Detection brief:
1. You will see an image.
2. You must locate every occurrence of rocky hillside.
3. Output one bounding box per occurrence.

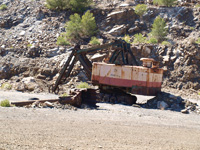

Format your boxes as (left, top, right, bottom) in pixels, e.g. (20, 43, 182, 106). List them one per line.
(0, 0, 200, 99)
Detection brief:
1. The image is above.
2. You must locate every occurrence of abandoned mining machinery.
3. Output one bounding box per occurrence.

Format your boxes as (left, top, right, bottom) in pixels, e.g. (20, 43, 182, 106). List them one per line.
(49, 39, 164, 105)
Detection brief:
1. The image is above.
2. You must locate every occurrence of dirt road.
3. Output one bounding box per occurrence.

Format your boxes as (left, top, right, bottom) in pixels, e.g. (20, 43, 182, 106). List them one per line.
(0, 101, 200, 150)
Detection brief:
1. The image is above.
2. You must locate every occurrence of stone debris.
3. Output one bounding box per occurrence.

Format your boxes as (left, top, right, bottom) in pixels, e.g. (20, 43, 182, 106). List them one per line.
(142, 92, 200, 114)
(25, 101, 78, 111)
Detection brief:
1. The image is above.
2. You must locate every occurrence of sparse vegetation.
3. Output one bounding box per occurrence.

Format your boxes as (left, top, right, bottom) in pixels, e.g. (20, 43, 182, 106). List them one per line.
(149, 16, 168, 42)
(46, 0, 69, 10)
(1, 83, 12, 90)
(153, 0, 176, 7)
(0, 4, 7, 10)
(134, 4, 147, 17)
(132, 33, 146, 44)
(81, 11, 97, 37)
(77, 82, 90, 89)
(195, 4, 200, 8)
(147, 37, 158, 44)
(89, 37, 100, 45)
(66, 11, 97, 42)
(161, 41, 171, 46)
(46, 0, 92, 12)
(123, 35, 131, 43)
(69, 0, 93, 13)
(66, 13, 82, 42)
(60, 93, 68, 97)
(190, 27, 195, 30)
(0, 99, 11, 107)
(27, 43, 32, 47)
(196, 38, 200, 44)
(56, 35, 71, 46)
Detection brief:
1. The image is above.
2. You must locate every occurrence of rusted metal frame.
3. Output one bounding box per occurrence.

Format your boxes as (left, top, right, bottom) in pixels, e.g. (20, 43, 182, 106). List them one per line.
(128, 48, 138, 66)
(109, 49, 121, 64)
(121, 50, 126, 65)
(82, 54, 92, 69)
(78, 54, 92, 79)
(63, 56, 78, 82)
(53, 49, 76, 93)
(125, 51, 129, 65)
(77, 42, 117, 54)
(123, 42, 130, 65)
(109, 49, 118, 63)
(11, 92, 82, 107)
(11, 99, 60, 107)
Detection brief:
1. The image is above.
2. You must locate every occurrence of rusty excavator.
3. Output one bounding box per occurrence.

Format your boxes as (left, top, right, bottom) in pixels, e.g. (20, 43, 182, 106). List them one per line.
(49, 39, 164, 105)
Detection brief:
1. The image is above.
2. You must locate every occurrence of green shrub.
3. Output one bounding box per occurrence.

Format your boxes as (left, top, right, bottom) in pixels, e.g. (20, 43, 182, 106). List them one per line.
(135, 4, 147, 17)
(153, 0, 176, 7)
(56, 35, 71, 46)
(81, 11, 97, 37)
(66, 13, 82, 42)
(46, 0, 92, 12)
(132, 33, 146, 44)
(77, 82, 90, 89)
(60, 93, 68, 97)
(66, 11, 97, 42)
(0, 99, 10, 107)
(150, 16, 168, 42)
(1, 83, 12, 90)
(190, 27, 195, 30)
(123, 35, 131, 43)
(195, 4, 200, 8)
(161, 41, 171, 46)
(27, 43, 32, 47)
(196, 38, 200, 44)
(89, 37, 100, 45)
(46, 0, 69, 10)
(69, 0, 92, 13)
(0, 4, 7, 10)
(147, 37, 158, 44)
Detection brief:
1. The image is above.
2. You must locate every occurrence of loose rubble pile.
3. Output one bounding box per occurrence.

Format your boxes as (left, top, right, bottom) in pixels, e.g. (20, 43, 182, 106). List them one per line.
(25, 101, 78, 110)
(20, 99, 97, 110)
(141, 92, 200, 114)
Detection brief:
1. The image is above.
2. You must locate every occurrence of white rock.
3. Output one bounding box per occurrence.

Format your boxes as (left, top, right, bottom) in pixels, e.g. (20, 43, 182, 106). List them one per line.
(163, 55, 170, 62)
(44, 101, 54, 108)
(19, 30, 26, 36)
(157, 101, 169, 110)
(1, 45, 5, 48)
(181, 109, 189, 114)
(22, 77, 36, 84)
(108, 25, 126, 36)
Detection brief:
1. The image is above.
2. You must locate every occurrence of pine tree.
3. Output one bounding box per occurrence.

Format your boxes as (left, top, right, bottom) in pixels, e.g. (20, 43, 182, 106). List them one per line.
(81, 11, 97, 37)
(135, 4, 147, 18)
(66, 13, 82, 41)
(65, 11, 97, 42)
(150, 16, 168, 42)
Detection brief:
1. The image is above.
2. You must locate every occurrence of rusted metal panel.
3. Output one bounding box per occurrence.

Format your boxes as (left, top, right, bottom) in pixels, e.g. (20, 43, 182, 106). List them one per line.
(11, 99, 60, 107)
(92, 62, 163, 96)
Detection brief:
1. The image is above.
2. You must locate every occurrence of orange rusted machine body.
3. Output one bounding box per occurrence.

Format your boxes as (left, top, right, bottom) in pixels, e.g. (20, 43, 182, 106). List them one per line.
(92, 58, 163, 96)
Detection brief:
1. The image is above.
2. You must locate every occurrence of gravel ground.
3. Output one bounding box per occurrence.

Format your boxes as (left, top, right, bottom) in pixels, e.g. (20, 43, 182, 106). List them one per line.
(0, 90, 200, 150)
(0, 90, 59, 102)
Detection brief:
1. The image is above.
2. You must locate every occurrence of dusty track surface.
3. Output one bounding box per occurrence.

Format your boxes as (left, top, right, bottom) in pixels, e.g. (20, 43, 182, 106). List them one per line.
(0, 100, 200, 150)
